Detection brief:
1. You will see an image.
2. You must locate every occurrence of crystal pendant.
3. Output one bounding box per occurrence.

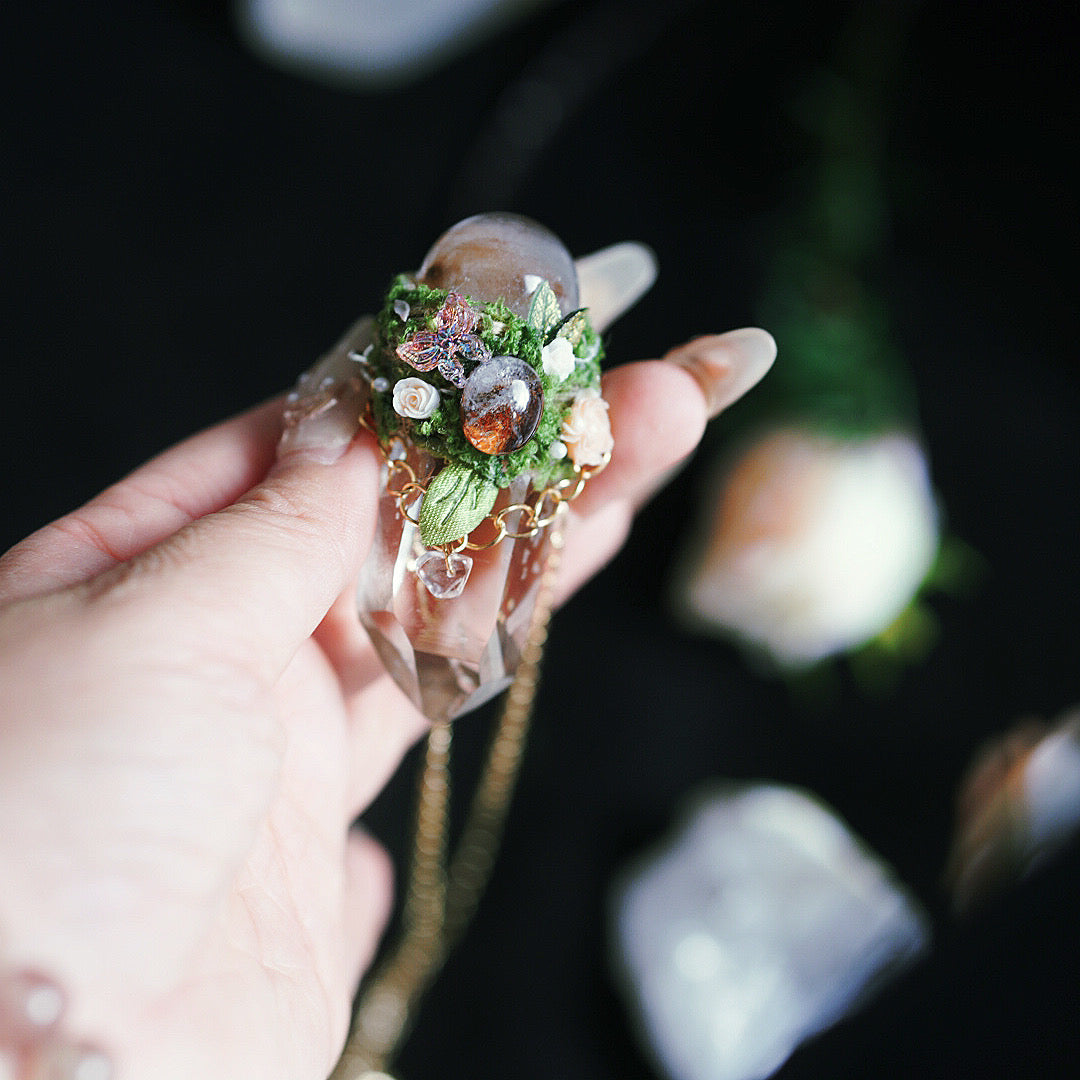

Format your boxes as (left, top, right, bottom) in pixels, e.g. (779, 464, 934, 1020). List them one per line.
(357, 441, 554, 722)
(355, 213, 579, 722)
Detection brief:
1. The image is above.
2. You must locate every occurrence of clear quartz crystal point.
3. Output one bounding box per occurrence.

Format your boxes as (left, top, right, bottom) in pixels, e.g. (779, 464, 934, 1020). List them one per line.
(417, 212, 579, 317)
(356, 214, 578, 722)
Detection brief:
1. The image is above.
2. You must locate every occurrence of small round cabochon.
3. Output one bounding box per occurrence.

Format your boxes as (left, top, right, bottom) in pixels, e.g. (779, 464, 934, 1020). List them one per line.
(461, 357, 544, 455)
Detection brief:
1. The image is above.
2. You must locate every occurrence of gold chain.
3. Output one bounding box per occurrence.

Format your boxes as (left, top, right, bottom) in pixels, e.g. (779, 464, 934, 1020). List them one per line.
(360, 414, 604, 553)
(329, 524, 565, 1080)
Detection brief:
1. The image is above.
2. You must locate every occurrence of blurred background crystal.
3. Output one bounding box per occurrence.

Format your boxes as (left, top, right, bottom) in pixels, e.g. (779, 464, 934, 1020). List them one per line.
(948, 707, 1080, 913)
(612, 785, 929, 1080)
(236, 0, 555, 88)
(667, 6, 958, 680)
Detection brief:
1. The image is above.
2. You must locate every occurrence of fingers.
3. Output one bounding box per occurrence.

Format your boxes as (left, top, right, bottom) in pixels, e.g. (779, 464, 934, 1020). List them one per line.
(0, 319, 375, 610)
(664, 328, 777, 417)
(0, 401, 284, 606)
(78, 431, 381, 683)
(575, 242, 657, 332)
(556, 330, 776, 600)
(341, 828, 395, 995)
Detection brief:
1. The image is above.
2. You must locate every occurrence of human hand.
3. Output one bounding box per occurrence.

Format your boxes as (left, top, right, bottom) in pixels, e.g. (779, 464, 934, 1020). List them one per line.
(0, 244, 774, 1080)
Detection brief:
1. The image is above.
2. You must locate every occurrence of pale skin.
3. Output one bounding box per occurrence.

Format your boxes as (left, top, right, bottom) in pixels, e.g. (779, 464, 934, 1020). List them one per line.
(0, 253, 774, 1078)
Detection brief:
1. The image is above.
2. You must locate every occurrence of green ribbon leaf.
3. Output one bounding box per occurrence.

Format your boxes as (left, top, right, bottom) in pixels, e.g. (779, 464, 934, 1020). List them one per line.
(527, 280, 562, 336)
(549, 308, 589, 346)
(419, 464, 499, 546)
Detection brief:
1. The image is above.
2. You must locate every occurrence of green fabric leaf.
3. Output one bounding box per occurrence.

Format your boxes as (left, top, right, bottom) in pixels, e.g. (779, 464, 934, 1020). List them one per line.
(550, 308, 588, 346)
(527, 281, 561, 336)
(419, 464, 499, 546)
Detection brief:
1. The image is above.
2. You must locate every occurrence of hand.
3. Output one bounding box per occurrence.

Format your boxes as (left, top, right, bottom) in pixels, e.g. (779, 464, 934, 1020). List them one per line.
(0, 245, 774, 1080)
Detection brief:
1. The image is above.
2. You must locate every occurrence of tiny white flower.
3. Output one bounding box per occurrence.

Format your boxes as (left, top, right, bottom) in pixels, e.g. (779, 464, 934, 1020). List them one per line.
(393, 298, 411, 322)
(523, 274, 545, 296)
(549, 440, 568, 460)
(542, 336, 576, 381)
(392, 377, 440, 420)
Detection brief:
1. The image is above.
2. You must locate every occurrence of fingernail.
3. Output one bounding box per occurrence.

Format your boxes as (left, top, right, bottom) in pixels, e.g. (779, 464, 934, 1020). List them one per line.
(277, 317, 375, 465)
(575, 242, 658, 332)
(664, 327, 777, 418)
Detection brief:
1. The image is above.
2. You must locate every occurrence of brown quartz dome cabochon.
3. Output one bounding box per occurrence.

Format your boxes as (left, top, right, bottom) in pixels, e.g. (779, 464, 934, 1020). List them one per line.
(461, 356, 544, 454)
(418, 212, 580, 317)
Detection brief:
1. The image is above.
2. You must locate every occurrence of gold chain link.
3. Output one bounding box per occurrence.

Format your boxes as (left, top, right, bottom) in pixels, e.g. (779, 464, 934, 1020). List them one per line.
(360, 412, 605, 554)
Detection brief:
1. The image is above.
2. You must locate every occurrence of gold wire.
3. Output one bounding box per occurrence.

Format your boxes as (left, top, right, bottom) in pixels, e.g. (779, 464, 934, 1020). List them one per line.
(361, 408, 606, 551)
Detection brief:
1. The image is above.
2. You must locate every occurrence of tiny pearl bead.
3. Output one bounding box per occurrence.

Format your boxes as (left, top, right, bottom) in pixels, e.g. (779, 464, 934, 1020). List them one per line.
(25, 986, 64, 1029)
(0, 972, 65, 1046)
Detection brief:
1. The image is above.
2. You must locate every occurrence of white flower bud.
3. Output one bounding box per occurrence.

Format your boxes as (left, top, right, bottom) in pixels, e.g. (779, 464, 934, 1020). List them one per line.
(542, 336, 576, 381)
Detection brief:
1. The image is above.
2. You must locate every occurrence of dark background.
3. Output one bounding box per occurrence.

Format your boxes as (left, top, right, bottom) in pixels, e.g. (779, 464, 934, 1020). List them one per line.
(2, 1, 1078, 1077)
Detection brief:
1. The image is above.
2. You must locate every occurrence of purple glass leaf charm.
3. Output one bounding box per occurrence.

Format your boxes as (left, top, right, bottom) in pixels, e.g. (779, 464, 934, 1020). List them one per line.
(395, 291, 492, 387)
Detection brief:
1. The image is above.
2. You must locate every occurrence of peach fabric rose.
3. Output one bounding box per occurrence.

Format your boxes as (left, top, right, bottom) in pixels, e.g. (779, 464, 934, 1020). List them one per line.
(561, 391, 614, 467)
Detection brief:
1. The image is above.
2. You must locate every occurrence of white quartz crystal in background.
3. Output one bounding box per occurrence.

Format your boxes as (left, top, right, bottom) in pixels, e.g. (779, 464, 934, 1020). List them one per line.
(237, 0, 554, 88)
(611, 785, 929, 1080)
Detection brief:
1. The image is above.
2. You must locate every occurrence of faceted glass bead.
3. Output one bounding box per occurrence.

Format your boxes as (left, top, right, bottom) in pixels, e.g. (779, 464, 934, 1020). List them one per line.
(414, 549, 473, 600)
(461, 356, 543, 455)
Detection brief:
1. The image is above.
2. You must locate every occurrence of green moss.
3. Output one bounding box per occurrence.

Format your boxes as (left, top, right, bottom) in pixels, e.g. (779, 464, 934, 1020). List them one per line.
(367, 278, 605, 490)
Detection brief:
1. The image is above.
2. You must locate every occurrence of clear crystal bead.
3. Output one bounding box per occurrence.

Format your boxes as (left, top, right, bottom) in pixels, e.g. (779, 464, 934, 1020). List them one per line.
(414, 549, 473, 600)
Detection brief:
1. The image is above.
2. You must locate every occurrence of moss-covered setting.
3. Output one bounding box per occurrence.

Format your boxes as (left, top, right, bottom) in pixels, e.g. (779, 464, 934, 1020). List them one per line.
(368, 277, 605, 491)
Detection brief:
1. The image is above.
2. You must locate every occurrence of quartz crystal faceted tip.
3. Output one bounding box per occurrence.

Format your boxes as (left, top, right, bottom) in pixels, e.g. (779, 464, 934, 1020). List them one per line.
(418, 212, 579, 318)
(357, 213, 582, 722)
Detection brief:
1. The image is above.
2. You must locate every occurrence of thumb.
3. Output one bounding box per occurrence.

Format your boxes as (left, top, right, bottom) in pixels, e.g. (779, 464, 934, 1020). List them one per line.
(90, 350, 378, 681)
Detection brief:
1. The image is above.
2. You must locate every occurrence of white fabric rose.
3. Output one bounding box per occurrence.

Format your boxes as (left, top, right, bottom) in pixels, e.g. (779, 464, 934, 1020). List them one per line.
(561, 390, 614, 467)
(678, 428, 939, 667)
(392, 377, 440, 420)
(541, 336, 576, 381)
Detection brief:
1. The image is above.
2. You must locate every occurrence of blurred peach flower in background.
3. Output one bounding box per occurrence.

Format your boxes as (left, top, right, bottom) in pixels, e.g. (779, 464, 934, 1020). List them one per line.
(675, 428, 939, 668)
